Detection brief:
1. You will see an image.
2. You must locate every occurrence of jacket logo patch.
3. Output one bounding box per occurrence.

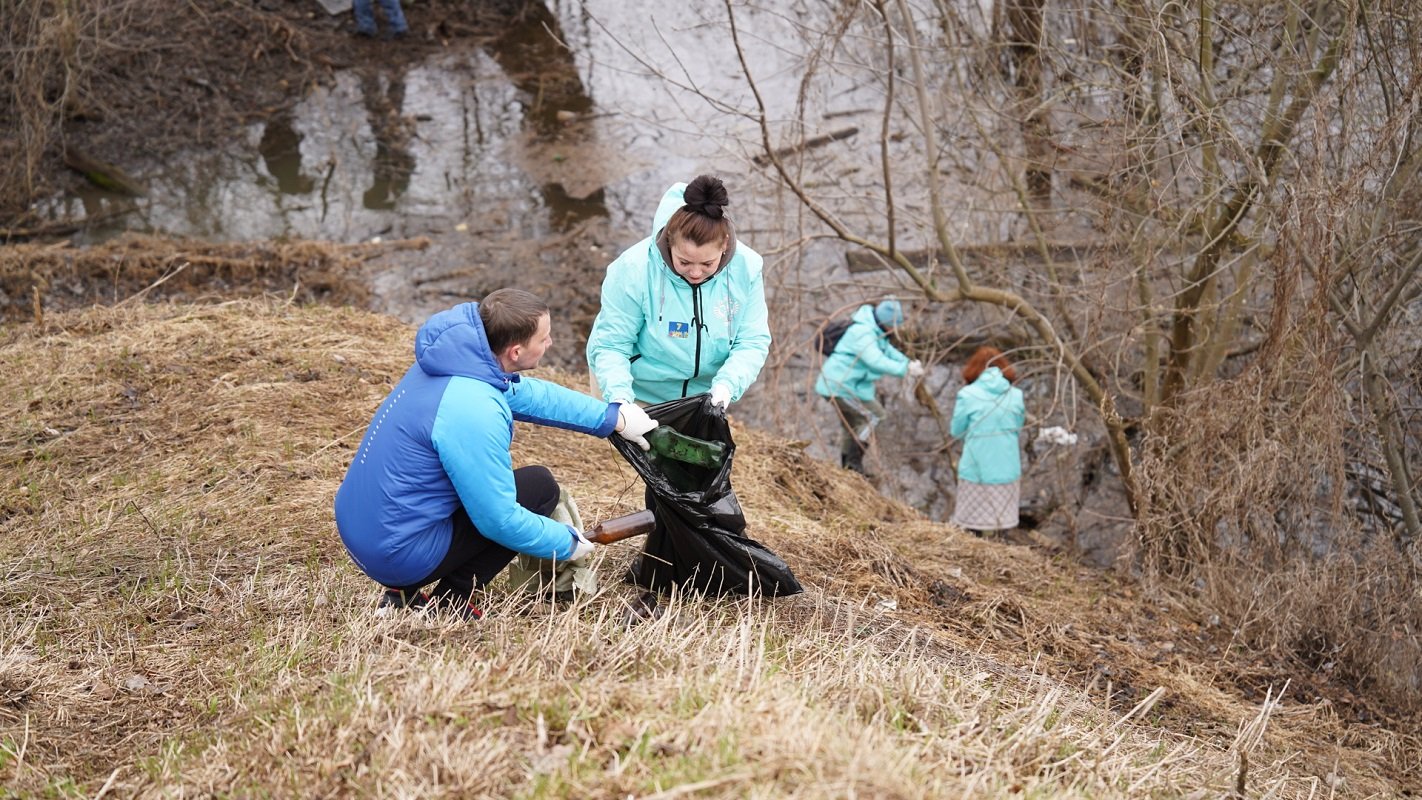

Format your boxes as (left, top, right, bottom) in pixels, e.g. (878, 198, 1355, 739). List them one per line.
(667, 321, 690, 338)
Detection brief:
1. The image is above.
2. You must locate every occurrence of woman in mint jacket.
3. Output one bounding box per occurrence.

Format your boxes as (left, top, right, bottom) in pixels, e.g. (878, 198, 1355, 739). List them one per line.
(586, 175, 771, 411)
(949, 346, 1026, 532)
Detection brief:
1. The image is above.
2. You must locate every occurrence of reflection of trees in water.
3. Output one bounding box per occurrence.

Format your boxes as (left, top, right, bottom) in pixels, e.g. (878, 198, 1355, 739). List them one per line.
(540, 182, 607, 230)
(359, 68, 415, 211)
(344, 2, 606, 226)
(483, 0, 593, 139)
(258, 109, 315, 195)
(481, 0, 607, 230)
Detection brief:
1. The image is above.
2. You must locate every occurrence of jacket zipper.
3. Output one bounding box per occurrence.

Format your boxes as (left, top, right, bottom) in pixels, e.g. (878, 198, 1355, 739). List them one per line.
(683, 284, 704, 397)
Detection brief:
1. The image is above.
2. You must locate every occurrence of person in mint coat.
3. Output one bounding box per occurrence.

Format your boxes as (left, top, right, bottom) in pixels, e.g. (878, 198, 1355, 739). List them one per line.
(586, 175, 771, 411)
(334, 289, 658, 619)
(814, 299, 924, 474)
(949, 346, 1026, 533)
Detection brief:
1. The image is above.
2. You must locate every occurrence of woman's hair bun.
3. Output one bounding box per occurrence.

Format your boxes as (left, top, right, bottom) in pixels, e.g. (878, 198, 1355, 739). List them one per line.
(684, 174, 729, 219)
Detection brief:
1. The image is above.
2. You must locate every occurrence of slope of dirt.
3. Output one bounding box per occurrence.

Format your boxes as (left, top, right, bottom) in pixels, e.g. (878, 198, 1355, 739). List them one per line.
(0, 298, 1416, 796)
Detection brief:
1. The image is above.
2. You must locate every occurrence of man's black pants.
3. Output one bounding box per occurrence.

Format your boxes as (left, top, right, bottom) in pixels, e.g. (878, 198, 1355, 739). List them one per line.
(390, 465, 561, 602)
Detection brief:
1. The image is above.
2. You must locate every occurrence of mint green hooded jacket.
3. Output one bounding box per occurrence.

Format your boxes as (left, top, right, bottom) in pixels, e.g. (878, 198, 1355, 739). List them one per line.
(950, 367, 1026, 484)
(586, 182, 771, 404)
(813, 303, 910, 403)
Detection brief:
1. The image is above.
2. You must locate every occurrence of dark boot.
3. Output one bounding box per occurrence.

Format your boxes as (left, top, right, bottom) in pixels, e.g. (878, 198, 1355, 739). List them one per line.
(841, 445, 866, 474)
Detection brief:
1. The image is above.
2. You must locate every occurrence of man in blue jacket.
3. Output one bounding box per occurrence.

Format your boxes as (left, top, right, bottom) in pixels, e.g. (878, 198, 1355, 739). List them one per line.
(814, 299, 923, 474)
(334, 289, 658, 619)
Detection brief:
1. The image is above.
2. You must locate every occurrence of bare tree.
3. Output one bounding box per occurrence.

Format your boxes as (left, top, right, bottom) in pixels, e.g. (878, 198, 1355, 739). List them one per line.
(699, 0, 1419, 709)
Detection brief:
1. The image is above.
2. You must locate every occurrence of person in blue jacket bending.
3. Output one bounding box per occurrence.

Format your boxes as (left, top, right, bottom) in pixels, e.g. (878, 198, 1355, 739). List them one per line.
(586, 174, 772, 411)
(814, 299, 924, 474)
(334, 289, 658, 620)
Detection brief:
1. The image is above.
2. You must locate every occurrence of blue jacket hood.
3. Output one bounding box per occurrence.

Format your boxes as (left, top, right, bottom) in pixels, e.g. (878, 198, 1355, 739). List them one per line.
(414, 302, 517, 390)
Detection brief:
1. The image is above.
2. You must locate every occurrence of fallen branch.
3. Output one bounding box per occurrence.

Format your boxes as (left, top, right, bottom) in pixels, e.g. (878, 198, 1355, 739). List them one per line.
(62, 147, 147, 197)
(752, 127, 859, 166)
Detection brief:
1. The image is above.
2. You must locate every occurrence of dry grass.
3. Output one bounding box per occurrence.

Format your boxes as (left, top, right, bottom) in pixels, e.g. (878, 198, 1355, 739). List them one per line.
(1133, 266, 1422, 726)
(1, 298, 1416, 797)
(0, 234, 402, 324)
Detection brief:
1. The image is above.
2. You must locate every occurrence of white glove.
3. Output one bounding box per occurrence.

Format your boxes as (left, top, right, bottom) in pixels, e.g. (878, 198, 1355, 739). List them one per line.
(709, 384, 731, 410)
(615, 402, 657, 451)
(906, 360, 925, 379)
(569, 526, 595, 560)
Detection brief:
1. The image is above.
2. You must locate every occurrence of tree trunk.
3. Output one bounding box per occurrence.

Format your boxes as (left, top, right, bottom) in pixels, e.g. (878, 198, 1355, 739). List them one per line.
(1006, 0, 1051, 210)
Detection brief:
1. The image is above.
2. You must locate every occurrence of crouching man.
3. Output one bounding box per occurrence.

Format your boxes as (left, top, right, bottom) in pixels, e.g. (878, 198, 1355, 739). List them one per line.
(334, 288, 657, 619)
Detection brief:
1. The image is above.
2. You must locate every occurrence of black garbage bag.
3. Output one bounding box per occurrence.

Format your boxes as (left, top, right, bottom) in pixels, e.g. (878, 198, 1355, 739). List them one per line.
(610, 394, 802, 597)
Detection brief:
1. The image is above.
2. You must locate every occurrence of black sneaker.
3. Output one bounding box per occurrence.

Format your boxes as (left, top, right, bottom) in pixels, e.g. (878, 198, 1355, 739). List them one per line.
(374, 588, 430, 618)
(621, 591, 663, 627)
(422, 589, 484, 622)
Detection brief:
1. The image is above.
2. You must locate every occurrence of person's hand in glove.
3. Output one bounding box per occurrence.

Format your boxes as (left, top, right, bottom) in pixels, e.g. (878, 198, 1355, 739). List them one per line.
(906, 360, 925, 379)
(569, 526, 595, 560)
(709, 384, 731, 410)
(614, 401, 657, 450)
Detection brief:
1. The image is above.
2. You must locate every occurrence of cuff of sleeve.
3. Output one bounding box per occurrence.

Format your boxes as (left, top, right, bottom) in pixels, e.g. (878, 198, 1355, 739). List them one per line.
(597, 404, 621, 438)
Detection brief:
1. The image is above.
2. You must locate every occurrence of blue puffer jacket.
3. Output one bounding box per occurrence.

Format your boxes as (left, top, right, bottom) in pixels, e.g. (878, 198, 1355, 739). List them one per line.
(334, 303, 620, 588)
(586, 182, 772, 404)
(814, 304, 910, 403)
(950, 367, 1026, 484)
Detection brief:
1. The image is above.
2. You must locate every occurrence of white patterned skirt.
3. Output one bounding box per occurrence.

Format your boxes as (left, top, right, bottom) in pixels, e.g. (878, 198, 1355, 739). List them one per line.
(951, 479, 1020, 531)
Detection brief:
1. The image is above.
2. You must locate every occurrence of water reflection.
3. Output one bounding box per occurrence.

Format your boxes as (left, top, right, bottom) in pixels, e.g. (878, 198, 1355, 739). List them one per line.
(257, 110, 315, 196)
(40, 1, 617, 242)
(358, 69, 415, 211)
(486, 0, 594, 139)
(541, 182, 607, 230)
(484, 0, 607, 227)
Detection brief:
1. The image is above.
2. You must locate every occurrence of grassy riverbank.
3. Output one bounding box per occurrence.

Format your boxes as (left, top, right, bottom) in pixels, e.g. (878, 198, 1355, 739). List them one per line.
(1, 298, 1415, 796)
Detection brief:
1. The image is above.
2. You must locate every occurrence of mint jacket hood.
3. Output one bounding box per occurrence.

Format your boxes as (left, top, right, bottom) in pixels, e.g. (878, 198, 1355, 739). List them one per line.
(585, 182, 772, 404)
(950, 367, 1026, 484)
(814, 303, 910, 403)
(334, 303, 618, 588)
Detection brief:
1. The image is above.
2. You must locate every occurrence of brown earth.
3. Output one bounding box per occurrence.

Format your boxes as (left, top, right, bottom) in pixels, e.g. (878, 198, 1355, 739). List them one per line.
(3, 5, 1420, 791)
(0, 298, 1417, 794)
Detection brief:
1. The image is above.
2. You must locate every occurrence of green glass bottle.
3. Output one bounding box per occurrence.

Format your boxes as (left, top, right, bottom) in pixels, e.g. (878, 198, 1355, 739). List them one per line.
(645, 425, 727, 469)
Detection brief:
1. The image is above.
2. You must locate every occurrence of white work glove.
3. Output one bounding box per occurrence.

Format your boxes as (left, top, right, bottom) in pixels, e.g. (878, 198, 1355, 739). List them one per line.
(709, 384, 731, 410)
(615, 402, 657, 451)
(906, 360, 925, 379)
(568, 526, 595, 560)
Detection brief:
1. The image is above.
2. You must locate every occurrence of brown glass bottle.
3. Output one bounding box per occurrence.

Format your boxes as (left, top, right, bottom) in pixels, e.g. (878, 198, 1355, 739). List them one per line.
(585, 509, 657, 544)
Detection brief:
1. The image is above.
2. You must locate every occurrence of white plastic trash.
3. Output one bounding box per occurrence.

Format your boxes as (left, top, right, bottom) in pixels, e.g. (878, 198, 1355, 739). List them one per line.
(1037, 426, 1079, 446)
